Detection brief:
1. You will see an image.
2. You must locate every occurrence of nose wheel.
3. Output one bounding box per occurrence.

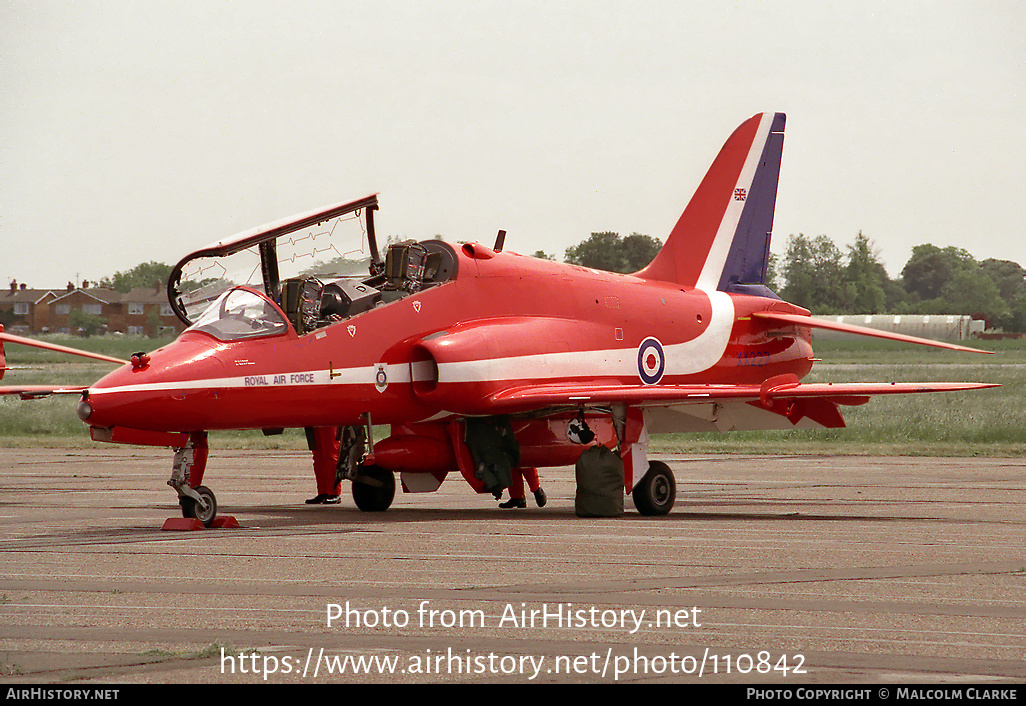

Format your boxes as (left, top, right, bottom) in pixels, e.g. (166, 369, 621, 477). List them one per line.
(180, 485, 218, 527)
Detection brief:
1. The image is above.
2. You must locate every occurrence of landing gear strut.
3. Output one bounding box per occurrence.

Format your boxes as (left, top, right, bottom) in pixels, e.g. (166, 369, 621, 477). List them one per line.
(632, 461, 676, 516)
(345, 414, 395, 512)
(168, 434, 218, 526)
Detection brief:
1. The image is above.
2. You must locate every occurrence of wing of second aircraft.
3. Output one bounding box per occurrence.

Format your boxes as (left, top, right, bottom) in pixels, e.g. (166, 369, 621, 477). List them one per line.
(0, 385, 89, 400)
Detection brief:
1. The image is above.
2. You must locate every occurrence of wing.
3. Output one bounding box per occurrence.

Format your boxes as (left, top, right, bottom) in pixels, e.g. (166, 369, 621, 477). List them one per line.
(0, 330, 129, 365)
(0, 385, 89, 400)
(0, 327, 124, 398)
(485, 375, 999, 430)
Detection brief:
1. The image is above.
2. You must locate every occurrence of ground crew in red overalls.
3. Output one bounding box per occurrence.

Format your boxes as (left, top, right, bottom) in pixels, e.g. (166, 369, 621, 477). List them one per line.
(306, 426, 341, 504)
(499, 466, 546, 509)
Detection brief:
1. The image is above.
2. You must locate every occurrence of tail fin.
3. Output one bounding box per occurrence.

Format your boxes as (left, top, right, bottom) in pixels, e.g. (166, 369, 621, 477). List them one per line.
(636, 112, 785, 294)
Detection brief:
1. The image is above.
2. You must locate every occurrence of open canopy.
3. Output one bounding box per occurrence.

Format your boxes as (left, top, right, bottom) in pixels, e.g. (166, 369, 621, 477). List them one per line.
(167, 194, 380, 325)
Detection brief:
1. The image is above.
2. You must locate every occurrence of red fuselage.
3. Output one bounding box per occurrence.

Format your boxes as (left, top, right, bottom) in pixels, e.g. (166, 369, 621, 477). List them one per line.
(83, 244, 813, 440)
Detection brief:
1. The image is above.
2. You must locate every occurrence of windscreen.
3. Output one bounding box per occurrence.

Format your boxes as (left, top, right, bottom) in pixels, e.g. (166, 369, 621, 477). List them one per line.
(186, 288, 289, 341)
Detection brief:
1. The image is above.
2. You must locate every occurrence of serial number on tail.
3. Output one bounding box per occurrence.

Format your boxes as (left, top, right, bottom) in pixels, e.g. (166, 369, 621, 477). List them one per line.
(736, 351, 770, 367)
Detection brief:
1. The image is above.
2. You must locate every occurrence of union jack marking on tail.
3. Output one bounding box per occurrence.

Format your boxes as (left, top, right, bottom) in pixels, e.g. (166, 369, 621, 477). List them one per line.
(734, 188, 747, 201)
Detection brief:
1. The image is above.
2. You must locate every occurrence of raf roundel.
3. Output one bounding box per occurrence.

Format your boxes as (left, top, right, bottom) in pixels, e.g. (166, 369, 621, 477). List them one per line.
(637, 337, 665, 385)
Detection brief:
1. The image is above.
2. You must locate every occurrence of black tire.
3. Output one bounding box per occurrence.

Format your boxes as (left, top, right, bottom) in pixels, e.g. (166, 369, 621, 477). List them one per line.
(352, 465, 395, 512)
(180, 485, 217, 527)
(632, 461, 675, 516)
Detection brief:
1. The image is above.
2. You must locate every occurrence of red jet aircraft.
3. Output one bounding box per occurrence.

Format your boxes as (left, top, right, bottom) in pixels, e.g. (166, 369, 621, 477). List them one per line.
(0, 112, 997, 524)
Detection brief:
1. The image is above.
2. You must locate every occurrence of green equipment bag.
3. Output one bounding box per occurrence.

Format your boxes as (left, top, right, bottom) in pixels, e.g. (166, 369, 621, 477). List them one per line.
(574, 445, 624, 517)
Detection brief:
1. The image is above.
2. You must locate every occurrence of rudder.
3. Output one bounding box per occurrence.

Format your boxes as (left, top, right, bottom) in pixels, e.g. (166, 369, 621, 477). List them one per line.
(636, 112, 785, 294)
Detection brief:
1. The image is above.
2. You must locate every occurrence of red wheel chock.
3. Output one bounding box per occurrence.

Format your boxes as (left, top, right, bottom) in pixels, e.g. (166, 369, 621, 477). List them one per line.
(161, 516, 241, 531)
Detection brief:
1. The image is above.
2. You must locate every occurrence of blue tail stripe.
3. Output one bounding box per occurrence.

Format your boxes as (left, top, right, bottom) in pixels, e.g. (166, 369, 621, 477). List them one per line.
(717, 113, 786, 293)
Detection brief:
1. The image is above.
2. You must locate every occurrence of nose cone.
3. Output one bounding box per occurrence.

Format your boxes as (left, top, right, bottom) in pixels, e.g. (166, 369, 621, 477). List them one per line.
(82, 336, 226, 431)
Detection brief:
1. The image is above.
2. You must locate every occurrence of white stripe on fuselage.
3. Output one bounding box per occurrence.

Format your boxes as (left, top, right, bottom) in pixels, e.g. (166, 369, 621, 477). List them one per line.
(696, 112, 775, 291)
(87, 365, 408, 396)
(434, 289, 734, 384)
(88, 290, 735, 395)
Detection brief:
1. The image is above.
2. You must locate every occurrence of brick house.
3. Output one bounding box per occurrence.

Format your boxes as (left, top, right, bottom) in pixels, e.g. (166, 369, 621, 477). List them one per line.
(14, 284, 187, 337)
(48, 287, 121, 335)
(0, 283, 58, 334)
(118, 287, 183, 336)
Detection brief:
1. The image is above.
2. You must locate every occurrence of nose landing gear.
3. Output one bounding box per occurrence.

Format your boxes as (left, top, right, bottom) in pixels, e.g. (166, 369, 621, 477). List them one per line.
(168, 433, 220, 527)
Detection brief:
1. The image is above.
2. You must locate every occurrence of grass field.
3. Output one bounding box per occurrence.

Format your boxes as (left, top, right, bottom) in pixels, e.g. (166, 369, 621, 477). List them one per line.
(1, 333, 1023, 456)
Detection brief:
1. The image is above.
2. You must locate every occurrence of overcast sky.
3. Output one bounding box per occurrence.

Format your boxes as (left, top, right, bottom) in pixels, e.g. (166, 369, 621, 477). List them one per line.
(3, 1, 1023, 290)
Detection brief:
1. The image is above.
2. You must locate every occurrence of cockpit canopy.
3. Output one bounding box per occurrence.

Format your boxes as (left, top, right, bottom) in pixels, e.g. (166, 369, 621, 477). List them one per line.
(168, 195, 458, 337)
(168, 194, 382, 326)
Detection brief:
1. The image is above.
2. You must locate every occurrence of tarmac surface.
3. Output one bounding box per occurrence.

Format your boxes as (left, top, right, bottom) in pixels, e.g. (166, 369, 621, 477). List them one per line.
(0, 448, 1023, 684)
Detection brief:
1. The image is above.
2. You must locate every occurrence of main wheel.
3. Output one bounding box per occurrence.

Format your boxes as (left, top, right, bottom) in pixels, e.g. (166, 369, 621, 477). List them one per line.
(180, 485, 217, 527)
(632, 461, 675, 516)
(352, 465, 395, 512)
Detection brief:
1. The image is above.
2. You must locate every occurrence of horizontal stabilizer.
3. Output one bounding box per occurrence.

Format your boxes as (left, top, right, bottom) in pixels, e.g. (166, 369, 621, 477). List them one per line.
(750, 311, 992, 354)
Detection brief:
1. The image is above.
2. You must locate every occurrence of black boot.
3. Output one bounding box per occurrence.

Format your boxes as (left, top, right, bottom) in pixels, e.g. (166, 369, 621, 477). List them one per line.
(499, 497, 526, 509)
(306, 494, 340, 505)
(533, 488, 547, 507)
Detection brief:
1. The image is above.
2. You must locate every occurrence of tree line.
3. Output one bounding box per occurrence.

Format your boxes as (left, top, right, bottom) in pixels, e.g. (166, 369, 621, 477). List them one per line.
(776, 233, 1025, 331)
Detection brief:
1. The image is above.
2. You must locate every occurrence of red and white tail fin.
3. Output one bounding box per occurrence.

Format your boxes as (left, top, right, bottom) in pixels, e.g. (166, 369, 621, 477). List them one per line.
(636, 112, 785, 294)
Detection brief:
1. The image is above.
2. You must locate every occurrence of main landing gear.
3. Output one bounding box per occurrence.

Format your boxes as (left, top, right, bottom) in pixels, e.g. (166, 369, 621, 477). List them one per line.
(606, 405, 676, 516)
(351, 464, 395, 512)
(632, 461, 676, 516)
(334, 420, 396, 513)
